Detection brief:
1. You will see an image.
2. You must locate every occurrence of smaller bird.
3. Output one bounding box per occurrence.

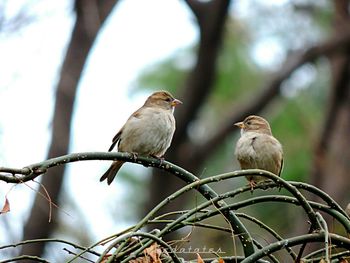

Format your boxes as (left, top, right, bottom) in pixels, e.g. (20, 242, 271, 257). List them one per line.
(234, 115, 283, 190)
(100, 91, 182, 185)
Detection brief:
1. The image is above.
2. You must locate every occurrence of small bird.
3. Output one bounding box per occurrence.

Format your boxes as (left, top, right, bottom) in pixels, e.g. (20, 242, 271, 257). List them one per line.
(100, 91, 182, 185)
(234, 115, 283, 190)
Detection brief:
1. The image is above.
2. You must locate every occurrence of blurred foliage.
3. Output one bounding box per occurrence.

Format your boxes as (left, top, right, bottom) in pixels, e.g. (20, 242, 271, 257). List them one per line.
(0, 1, 344, 262)
(134, 0, 335, 244)
(136, 49, 190, 95)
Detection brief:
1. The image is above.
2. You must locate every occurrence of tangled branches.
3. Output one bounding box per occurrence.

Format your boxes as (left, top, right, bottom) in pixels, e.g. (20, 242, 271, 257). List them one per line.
(1, 152, 350, 262)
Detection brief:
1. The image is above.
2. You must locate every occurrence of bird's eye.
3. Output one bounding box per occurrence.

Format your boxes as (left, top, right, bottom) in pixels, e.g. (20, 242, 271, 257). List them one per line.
(246, 121, 252, 125)
(165, 98, 172, 102)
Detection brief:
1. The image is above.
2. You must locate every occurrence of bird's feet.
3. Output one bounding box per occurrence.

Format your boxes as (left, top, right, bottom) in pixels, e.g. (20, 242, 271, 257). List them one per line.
(150, 154, 165, 166)
(248, 180, 257, 193)
(130, 152, 138, 161)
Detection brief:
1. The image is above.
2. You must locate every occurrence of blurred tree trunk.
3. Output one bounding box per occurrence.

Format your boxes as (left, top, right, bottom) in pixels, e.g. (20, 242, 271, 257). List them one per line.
(20, 0, 118, 257)
(146, 0, 350, 243)
(290, 2, 350, 256)
(311, 0, 350, 206)
(146, 0, 231, 220)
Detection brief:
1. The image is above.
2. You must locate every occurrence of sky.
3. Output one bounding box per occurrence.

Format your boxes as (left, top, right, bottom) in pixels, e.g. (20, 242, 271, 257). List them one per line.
(0, 0, 296, 259)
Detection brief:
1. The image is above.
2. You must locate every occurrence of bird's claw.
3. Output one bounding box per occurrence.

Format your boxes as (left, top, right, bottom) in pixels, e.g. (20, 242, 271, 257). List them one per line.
(131, 152, 138, 161)
(151, 155, 165, 166)
(248, 180, 257, 193)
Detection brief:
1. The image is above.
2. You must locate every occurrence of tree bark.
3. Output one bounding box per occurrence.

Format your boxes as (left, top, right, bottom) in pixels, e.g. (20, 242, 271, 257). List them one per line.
(20, 0, 118, 257)
(146, 0, 231, 219)
(146, 0, 350, 223)
(146, 0, 350, 239)
(311, 0, 350, 205)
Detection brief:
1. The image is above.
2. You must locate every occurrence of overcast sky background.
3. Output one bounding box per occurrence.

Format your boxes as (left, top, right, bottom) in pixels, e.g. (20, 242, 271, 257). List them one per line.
(0, 0, 288, 256)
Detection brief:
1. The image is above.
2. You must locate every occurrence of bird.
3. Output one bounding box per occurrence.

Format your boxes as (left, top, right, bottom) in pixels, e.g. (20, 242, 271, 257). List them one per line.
(100, 91, 182, 185)
(234, 115, 283, 190)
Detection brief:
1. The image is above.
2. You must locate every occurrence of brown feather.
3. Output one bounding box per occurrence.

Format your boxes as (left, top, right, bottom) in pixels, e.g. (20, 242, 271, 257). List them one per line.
(99, 161, 125, 185)
(234, 115, 283, 186)
(108, 131, 122, 152)
(100, 90, 181, 185)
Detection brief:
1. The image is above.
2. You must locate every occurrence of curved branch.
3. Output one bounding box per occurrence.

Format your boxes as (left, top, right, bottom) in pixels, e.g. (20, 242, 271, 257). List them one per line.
(216, 195, 350, 233)
(0, 152, 147, 183)
(0, 238, 100, 257)
(236, 213, 298, 261)
(96, 231, 181, 263)
(1, 255, 49, 263)
(170, 170, 322, 230)
(304, 250, 350, 262)
(0, 152, 194, 183)
(1, 152, 254, 258)
(289, 181, 350, 219)
(115, 172, 255, 260)
(166, 212, 297, 261)
(0, 154, 321, 236)
(118, 169, 326, 262)
(240, 233, 350, 263)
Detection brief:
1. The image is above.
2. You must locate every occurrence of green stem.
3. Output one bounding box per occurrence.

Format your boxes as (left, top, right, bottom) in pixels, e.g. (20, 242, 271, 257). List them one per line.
(290, 181, 350, 220)
(97, 231, 181, 263)
(240, 233, 350, 263)
(1, 255, 49, 263)
(303, 250, 350, 262)
(316, 212, 330, 263)
(0, 151, 255, 257)
(0, 238, 100, 257)
(191, 195, 350, 234)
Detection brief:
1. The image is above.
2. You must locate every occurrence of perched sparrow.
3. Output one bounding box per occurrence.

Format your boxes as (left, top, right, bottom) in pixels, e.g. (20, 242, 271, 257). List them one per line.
(100, 91, 182, 185)
(234, 115, 283, 190)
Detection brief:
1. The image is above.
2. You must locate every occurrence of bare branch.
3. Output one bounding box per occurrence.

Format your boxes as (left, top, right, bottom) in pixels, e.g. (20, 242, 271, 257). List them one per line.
(174, 0, 231, 146)
(1, 152, 350, 261)
(20, 0, 120, 257)
(0, 255, 49, 263)
(0, 152, 167, 183)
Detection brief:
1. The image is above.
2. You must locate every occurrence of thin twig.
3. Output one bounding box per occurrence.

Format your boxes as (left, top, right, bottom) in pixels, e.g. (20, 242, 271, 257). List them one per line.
(63, 248, 95, 263)
(97, 231, 181, 263)
(240, 233, 350, 263)
(316, 212, 330, 263)
(0, 255, 50, 263)
(0, 238, 101, 257)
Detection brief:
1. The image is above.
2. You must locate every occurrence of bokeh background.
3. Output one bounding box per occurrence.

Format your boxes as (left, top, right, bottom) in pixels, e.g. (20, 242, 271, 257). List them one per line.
(1, 0, 350, 261)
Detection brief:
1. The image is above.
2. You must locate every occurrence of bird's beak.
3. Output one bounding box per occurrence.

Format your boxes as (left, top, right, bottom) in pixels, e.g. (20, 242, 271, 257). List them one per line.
(171, 99, 183, 107)
(234, 121, 245, 129)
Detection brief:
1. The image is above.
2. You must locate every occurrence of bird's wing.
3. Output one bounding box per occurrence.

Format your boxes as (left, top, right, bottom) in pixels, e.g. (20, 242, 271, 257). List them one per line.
(251, 134, 283, 176)
(108, 109, 144, 152)
(108, 130, 122, 152)
(266, 137, 283, 176)
(277, 155, 284, 177)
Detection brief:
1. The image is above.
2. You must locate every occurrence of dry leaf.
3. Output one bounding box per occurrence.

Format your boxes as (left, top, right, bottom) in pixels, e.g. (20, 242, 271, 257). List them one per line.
(100, 254, 112, 263)
(129, 243, 162, 263)
(144, 243, 162, 263)
(0, 197, 10, 214)
(197, 253, 204, 263)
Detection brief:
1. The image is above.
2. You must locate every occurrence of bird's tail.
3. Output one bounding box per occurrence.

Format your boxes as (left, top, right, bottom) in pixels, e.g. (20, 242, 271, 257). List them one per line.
(100, 161, 125, 185)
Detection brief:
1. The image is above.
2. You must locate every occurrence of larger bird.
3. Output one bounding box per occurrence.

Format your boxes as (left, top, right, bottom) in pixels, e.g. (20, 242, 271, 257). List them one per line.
(234, 115, 283, 190)
(100, 91, 182, 185)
